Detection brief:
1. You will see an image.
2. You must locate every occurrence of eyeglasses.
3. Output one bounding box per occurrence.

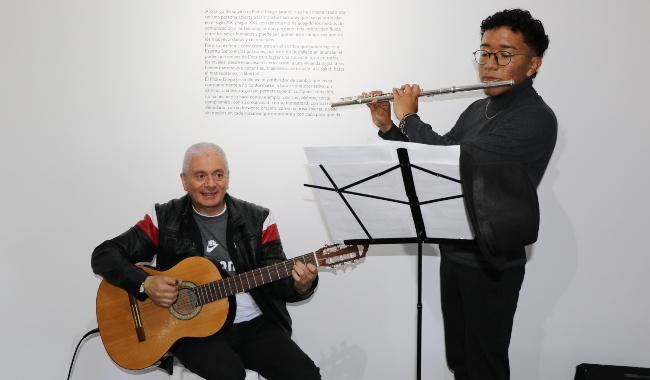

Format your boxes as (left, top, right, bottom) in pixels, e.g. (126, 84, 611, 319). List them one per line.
(473, 50, 530, 66)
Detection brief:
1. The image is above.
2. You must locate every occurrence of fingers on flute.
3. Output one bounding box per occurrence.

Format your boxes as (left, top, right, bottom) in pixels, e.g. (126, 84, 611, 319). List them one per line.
(398, 84, 420, 93)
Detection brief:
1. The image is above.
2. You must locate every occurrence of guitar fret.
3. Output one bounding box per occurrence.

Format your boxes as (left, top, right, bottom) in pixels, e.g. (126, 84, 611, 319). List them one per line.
(182, 246, 351, 308)
(201, 284, 209, 304)
(244, 271, 251, 287)
(203, 283, 211, 303)
(227, 277, 235, 296)
(225, 277, 232, 296)
(196, 286, 204, 305)
(312, 251, 319, 267)
(197, 285, 204, 305)
(265, 267, 272, 283)
(218, 281, 225, 299)
(233, 277, 239, 295)
(211, 282, 218, 301)
(204, 286, 210, 304)
(206, 285, 213, 303)
(206, 282, 216, 303)
(272, 265, 278, 279)
(207, 286, 213, 303)
(233, 277, 240, 294)
(196, 285, 203, 305)
(219, 279, 226, 297)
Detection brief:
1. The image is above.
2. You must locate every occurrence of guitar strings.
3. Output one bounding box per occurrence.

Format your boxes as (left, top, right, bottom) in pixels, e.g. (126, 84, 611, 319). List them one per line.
(138, 254, 319, 315)
(197, 254, 318, 306)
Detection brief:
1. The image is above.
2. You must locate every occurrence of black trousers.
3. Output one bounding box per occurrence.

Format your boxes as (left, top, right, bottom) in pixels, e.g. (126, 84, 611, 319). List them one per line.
(173, 315, 321, 380)
(440, 254, 525, 380)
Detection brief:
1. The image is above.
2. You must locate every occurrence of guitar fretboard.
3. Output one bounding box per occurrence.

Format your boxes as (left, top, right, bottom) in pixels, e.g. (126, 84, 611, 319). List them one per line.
(194, 252, 317, 305)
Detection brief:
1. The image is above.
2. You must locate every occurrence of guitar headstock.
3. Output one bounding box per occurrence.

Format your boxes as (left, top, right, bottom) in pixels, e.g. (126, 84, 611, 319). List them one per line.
(314, 244, 368, 268)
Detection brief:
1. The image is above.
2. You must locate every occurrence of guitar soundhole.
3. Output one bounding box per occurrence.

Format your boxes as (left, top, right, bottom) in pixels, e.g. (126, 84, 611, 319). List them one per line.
(169, 281, 202, 320)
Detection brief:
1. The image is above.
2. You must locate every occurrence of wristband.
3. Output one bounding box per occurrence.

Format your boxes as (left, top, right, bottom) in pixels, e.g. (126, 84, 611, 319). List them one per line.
(399, 113, 418, 136)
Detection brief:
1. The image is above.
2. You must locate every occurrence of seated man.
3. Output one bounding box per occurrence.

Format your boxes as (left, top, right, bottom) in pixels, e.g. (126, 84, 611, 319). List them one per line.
(92, 142, 321, 380)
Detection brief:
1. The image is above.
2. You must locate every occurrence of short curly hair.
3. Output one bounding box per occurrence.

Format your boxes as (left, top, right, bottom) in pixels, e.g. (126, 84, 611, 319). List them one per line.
(481, 8, 549, 58)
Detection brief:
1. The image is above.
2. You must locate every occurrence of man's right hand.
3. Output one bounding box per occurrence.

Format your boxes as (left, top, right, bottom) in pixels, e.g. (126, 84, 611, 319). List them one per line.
(364, 90, 393, 133)
(142, 276, 180, 308)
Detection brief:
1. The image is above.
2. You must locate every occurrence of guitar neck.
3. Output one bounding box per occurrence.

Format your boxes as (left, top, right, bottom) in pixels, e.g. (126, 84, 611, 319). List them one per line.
(195, 252, 317, 305)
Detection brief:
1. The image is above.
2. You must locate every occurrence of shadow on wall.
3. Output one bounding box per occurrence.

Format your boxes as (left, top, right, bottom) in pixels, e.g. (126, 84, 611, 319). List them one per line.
(317, 341, 368, 380)
(512, 124, 577, 380)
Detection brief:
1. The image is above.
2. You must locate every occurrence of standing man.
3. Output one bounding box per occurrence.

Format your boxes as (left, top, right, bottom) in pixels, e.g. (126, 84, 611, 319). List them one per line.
(92, 142, 321, 380)
(367, 9, 557, 380)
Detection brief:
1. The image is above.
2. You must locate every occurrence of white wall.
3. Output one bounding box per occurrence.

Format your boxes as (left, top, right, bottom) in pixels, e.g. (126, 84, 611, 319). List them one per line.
(2, 1, 649, 379)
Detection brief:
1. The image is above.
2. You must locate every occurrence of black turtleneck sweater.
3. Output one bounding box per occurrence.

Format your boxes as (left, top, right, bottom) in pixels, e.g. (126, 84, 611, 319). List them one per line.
(379, 78, 557, 268)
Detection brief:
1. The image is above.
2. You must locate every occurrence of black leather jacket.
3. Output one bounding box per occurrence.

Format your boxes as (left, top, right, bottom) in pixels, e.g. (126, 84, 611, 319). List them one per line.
(91, 193, 317, 335)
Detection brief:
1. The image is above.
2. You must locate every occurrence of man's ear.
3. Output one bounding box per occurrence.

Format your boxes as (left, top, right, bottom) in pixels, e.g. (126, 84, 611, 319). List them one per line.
(527, 56, 542, 77)
(180, 173, 188, 191)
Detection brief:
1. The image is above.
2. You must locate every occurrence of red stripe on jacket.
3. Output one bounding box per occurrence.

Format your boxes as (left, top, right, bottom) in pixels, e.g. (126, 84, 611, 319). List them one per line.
(136, 213, 159, 248)
(261, 213, 280, 245)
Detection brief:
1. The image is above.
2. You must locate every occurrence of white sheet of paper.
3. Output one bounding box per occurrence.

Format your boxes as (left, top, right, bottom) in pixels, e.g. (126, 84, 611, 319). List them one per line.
(305, 141, 474, 243)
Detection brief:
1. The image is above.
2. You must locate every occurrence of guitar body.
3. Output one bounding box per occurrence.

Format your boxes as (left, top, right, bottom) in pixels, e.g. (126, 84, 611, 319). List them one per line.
(95, 244, 367, 370)
(96, 257, 234, 370)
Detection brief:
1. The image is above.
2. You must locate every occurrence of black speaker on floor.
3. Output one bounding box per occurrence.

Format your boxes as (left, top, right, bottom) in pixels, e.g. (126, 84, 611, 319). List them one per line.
(575, 363, 650, 379)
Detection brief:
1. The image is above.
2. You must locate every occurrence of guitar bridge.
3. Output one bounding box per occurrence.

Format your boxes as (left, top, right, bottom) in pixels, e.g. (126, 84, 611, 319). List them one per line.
(128, 294, 146, 342)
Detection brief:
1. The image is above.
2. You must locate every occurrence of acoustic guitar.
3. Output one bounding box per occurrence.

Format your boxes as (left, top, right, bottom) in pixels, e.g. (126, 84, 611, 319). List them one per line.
(96, 244, 367, 370)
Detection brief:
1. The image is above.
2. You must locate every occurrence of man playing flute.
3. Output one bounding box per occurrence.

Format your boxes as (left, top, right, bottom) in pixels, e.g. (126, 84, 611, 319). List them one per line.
(367, 8, 557, 380)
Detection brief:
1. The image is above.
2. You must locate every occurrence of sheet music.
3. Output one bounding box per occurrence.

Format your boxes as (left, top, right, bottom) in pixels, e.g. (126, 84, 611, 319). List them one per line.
(305, 140, 474, 243)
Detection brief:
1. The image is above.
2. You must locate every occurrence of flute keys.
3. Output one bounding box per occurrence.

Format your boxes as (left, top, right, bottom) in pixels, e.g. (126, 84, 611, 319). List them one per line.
(338, 93, 387, 102)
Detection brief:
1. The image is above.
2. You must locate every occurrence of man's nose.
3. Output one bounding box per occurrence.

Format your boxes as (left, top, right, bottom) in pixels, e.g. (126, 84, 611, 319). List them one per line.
(485, 53, 499, 69)
(205, 175, 217, 187)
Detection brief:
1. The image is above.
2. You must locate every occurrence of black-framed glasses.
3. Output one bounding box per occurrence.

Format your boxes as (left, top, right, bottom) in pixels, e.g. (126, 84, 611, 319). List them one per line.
(473, 50, 529, 66)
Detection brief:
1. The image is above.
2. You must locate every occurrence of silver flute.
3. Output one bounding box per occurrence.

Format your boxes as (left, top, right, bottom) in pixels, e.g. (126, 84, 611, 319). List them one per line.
(331, 80, 514, 108)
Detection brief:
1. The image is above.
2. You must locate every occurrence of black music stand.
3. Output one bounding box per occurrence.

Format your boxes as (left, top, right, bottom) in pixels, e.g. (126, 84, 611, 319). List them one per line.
(305, 147, 477, 380)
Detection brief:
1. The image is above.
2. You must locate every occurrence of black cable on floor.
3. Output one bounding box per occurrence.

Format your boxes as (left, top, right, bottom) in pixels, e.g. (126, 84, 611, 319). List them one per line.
(67, 328, 100, 380)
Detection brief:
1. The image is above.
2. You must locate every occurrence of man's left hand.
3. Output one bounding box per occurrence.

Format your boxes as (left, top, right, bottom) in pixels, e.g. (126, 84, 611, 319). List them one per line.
(392, 84, 421, 121)
(292, 261, 318, 294)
